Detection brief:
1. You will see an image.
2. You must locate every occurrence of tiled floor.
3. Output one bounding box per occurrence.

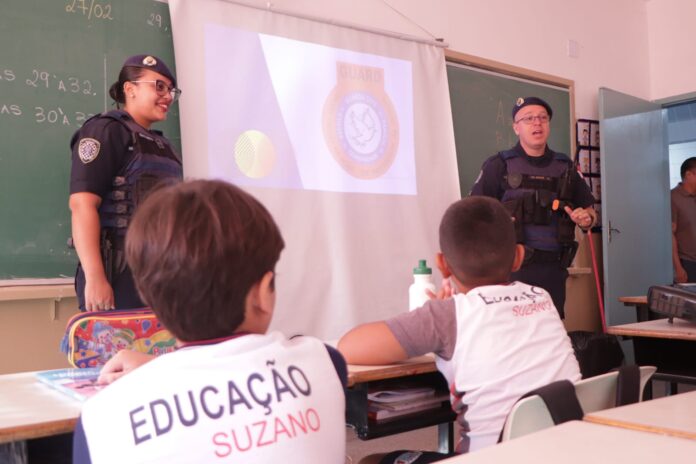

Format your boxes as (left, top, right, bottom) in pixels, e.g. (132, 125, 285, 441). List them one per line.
(346, 425, 440, 464)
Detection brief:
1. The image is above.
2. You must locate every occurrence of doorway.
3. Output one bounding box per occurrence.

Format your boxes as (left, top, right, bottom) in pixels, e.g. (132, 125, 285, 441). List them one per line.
(667, 100, 696, 187)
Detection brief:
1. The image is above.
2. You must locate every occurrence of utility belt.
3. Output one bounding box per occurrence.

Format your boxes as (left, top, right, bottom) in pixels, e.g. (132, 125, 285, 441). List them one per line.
(68, 231, 125, 285)
(524, 242, 578, 268)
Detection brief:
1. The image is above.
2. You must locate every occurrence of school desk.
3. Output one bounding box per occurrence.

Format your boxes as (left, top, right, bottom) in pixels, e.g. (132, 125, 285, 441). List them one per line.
(584, 390, 696, 441)
(618, 295, 650, 321)
(1, 358, 455, 451)
(437, 420, 696, 463)
(608, 317, 696, 395)
(346, 354, 456, 453)
(0, 370, 80, 453)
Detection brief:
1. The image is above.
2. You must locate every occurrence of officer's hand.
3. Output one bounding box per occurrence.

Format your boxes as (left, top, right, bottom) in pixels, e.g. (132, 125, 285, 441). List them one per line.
(85, 277, 115, 312)
(675, 266, 688, 284)
(98, 350, 155, 384)
(564, 206, 593, 229)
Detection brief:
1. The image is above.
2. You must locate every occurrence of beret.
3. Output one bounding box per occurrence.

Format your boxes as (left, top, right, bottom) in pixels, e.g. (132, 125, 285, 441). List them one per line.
(512, 96, 553, 120)
(122, 54, 176, 87)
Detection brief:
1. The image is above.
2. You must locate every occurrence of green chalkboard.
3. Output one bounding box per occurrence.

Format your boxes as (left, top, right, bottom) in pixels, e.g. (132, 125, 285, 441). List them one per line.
(447, 62, 571, 197)
(0, 0, 179, 279)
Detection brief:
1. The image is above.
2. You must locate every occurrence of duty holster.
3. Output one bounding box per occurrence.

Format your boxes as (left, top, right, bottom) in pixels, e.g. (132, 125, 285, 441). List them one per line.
(559, 241, 579, 268)
(100, 229, 114, 284)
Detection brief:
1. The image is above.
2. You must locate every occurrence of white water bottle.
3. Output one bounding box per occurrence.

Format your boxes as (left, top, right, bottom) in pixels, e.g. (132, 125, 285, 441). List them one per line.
(409, 259, 436, 311)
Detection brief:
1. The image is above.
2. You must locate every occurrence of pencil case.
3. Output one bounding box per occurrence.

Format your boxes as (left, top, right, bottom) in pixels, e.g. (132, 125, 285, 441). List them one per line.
(60, 308, 176, 368)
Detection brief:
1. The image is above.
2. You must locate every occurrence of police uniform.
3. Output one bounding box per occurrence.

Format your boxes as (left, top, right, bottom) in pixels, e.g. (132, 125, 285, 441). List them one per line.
(70, 109, 182, 310)
(471, 100, 594, 317)
(70, 54, 182, 311)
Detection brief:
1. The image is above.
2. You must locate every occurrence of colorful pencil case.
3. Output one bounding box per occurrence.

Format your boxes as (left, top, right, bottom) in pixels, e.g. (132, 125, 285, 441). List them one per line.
(60, 308, 176, 368)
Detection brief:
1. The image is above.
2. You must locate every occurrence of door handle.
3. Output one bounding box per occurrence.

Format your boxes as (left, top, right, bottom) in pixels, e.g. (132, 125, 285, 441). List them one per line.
(608, 220, 621, 243)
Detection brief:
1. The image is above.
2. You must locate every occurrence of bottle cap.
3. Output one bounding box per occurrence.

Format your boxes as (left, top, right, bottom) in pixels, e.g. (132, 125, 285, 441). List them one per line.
(413, 259, 432, 275)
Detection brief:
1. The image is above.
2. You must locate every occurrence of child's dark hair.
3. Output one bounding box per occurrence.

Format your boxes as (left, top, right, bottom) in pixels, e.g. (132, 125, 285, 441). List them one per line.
(126, 179, 285, 341)
(439, 196, 516, 286)
(108, 66, 145, 106)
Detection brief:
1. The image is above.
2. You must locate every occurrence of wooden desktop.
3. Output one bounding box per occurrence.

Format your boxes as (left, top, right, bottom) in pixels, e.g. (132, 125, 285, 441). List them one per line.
(615, 296, 696, 395)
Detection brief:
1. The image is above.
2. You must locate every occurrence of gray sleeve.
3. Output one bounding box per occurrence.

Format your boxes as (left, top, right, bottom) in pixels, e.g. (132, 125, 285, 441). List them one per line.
(385, 298, 458, 360)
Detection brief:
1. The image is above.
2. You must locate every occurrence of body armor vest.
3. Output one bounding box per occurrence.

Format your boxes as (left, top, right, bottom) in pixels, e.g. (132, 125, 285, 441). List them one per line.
(499, 149, 572, 252)
(96, 111, 182, 236)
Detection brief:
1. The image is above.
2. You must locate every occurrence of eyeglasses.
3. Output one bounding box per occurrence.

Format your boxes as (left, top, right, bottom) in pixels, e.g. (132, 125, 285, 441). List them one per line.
(515, 114, 550, 125)
(131, 80, 182, 101)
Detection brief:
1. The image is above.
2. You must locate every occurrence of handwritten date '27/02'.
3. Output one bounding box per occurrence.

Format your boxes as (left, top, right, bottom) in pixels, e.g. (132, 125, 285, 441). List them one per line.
(66, 0, 114, 21)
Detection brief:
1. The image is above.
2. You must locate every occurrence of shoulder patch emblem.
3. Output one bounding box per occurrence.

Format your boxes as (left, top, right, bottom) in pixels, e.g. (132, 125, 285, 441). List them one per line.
(78, 138, 101, 164)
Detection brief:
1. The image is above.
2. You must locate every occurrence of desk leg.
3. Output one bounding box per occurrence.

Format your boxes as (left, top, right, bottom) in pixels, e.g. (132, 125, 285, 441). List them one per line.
(0, 441, 27, 464)
(437, 422, 454, 454)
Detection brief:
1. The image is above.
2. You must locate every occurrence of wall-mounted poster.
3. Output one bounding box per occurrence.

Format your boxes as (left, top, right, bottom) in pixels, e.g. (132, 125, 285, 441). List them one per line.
(578, 149, 591, 173)
(591, 150, 601, 174)
(591, 178, 601, 201)
(577, 120, 591, 147)
(590, 123, 600, 148)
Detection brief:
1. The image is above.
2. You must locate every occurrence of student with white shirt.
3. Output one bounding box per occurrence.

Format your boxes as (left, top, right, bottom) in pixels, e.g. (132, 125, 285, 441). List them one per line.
(73, 179, 347, 464)
(339, 196, 580, 463)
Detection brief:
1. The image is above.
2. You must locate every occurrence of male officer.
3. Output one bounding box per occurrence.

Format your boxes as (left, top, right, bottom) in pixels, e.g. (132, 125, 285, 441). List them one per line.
(470, 97, 595, 317)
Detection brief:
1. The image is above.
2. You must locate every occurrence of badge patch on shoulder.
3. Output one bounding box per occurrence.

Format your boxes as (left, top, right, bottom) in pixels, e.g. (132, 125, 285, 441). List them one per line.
(78, 138, 101, 164)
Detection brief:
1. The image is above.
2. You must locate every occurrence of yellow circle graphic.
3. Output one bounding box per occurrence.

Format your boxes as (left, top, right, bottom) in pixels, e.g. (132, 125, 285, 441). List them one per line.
(234, 130, 276, 179)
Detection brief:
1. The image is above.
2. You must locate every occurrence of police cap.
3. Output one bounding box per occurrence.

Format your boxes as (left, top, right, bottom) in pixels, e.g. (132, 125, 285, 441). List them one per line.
(512, 96, 553, 121)
(122, 54, 176, 87)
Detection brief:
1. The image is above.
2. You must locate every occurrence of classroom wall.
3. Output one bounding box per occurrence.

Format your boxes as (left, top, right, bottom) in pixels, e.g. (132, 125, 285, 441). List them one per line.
(0, 296, 79, 374)
(646, 0, 696, 101)
(268, 0, 653, 118)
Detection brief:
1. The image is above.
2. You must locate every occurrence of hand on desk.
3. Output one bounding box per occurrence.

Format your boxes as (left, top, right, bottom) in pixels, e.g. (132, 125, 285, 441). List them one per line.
(98, 350, 155, 384)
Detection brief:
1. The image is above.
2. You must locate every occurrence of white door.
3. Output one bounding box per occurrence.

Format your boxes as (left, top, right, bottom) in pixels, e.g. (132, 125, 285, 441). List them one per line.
(599, 88, 672, 326)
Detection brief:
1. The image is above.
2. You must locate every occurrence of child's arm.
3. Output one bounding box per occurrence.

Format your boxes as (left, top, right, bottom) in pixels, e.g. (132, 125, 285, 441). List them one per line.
(97, 350, 155, 384)
(337, 322, 408, 365)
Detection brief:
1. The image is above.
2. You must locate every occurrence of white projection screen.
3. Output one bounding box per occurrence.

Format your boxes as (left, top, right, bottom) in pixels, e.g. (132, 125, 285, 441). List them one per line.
(169, 0, 460, 340)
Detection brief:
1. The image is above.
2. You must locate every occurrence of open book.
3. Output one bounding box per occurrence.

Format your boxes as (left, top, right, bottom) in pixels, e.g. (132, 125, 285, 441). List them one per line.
(35, 368, 104, 402)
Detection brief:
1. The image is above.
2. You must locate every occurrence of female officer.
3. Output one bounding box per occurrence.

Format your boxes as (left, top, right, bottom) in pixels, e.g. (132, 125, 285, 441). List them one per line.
(69, 54, 183, 312)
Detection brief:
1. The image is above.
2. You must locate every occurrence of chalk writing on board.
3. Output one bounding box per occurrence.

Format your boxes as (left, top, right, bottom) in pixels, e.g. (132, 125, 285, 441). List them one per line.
(147, 13, 170, 32)
(494, 100, 515, 150)
(26, 70, 96, 96)
(34, 106, 97, 126)
(0, 70, 16, 81)
(0, 103, 96, 126)
(0, 65, 98, 126)
(65, 0, 114, 21)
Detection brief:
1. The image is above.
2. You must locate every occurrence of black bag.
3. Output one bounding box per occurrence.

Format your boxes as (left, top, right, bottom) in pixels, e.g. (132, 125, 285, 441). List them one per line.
(568, 330, 624, 378)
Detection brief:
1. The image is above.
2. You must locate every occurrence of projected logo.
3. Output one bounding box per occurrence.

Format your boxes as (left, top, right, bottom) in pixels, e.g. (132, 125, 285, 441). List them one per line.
(323, 62, 399, 179)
